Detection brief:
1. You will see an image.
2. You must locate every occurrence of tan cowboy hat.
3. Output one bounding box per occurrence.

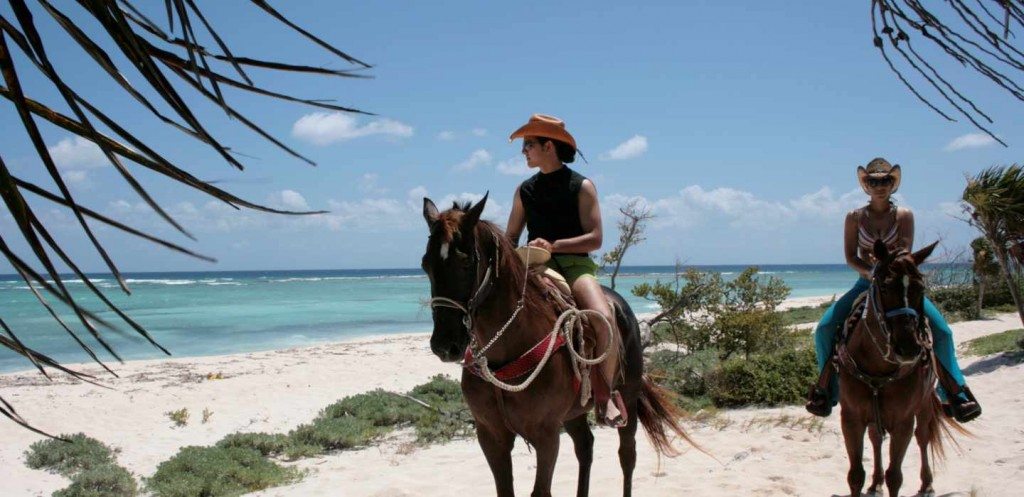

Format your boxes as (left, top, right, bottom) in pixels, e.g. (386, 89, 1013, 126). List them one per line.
(508, 114, 577, 151)
(857, 157, 902, 194)
(515, 246, 551, 267)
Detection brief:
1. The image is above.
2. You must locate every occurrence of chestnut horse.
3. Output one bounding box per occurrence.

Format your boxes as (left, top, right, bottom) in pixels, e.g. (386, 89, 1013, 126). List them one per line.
(836, 239, 965, 497)
(421, 194, 693, 497)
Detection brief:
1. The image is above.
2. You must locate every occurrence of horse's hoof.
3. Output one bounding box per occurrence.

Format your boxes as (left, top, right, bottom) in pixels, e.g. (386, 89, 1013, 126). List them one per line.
(865, 489, 884, 497)
(916, 490, 935, 497)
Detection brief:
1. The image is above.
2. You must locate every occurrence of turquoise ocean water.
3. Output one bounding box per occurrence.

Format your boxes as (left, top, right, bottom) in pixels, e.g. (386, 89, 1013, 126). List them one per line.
(0, 265, 867, 373)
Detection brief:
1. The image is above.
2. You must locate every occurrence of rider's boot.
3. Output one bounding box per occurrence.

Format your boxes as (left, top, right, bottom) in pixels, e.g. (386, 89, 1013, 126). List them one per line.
(805, 365, 834, 417)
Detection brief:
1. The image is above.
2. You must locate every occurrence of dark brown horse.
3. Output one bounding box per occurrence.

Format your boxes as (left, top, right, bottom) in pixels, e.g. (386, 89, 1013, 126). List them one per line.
(421, 194, 693, 497)
(836, 239, 965, 497)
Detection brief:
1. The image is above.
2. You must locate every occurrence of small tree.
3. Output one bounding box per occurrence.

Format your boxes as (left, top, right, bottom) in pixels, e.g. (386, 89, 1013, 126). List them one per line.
(601, 200, 654, 290)
(971, 237, 1002, 316)
(962, 165, 1024, 326)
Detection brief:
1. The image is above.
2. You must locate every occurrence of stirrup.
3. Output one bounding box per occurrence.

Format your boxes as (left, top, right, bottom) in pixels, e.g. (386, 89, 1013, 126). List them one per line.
(604, 391, 628, 428)
(944, 385, 982, 423)
(805, 385, 832, 417)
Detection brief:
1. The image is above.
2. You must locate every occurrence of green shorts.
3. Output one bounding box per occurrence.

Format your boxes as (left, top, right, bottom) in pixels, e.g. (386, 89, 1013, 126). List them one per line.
(546, 254, 599, 287)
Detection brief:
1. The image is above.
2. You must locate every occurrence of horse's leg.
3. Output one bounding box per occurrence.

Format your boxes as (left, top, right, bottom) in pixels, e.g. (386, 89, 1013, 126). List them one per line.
(529, 427, 561, 497)
(563, 414, 594, 497)
(617, 403, 639, 497)
(915, 410, 936, 497)
(884, 422, 914, 497)
(477, 423, 516, 497)
(866, 425, 885, 496)
(841, 413, 868, 497)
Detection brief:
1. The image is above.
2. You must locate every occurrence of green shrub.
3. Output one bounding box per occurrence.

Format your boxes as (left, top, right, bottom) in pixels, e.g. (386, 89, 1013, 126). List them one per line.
(319, 390, 421, 427)
(215, 433, 291, 457)
(407, 375, 474, 443)
(54, 464, 137, 497)
(25, 433, 116, 477)
(780, 304, 829, 326)
(707, 348, 817, 407)
(930, 285, 980, 320)
(646, 348, 720, 398)
(146, 446, 299, 497)
(288, 417, 383, 451)
(963, 328, 1024, 356)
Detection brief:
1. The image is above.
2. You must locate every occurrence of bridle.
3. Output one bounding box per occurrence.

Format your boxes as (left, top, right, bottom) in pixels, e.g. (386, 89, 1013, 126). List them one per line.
(427, 231, 528, 358)
(862, 252, 933, 366)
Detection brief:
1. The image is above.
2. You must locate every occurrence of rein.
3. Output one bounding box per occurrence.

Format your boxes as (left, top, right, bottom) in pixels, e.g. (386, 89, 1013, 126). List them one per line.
(837, 254, 933, 438)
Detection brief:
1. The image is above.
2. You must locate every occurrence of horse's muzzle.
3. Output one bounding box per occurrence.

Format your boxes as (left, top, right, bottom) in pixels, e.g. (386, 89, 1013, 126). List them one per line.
(430, 338, 465, 363)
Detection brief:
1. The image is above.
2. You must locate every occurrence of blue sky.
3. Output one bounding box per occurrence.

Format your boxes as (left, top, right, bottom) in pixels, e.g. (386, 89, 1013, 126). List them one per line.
(0, 1, 1021, 272)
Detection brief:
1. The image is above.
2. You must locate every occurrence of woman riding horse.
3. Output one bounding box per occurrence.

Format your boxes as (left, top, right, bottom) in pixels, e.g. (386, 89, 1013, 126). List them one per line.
(505, 114, 627, 427)
(805, 157, 982, 423)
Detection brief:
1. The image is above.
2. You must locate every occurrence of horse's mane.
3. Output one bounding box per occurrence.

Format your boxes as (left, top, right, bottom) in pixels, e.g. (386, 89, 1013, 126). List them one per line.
(436, 206, 552, 318)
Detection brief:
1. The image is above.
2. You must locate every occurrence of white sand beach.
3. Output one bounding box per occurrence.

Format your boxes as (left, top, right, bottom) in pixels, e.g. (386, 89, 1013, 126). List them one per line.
(0, 304, 1021, 496)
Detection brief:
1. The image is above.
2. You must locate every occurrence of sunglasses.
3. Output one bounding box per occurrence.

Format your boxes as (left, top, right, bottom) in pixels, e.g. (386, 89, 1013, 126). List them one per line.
(522, 139, 545, 152)
(866, 176, 894, 187)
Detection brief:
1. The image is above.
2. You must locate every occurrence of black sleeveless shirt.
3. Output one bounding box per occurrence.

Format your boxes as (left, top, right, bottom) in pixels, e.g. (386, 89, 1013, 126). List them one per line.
(518, 166, 588, 256)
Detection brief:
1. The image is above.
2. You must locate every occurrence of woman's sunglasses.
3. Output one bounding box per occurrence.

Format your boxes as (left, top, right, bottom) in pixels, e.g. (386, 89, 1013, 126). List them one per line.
(866, 176, 894, 187)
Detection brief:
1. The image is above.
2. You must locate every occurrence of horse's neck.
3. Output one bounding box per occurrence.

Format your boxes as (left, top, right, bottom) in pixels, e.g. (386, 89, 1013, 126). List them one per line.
(474, 266, 556, 364)
(847, 300, 899, 375)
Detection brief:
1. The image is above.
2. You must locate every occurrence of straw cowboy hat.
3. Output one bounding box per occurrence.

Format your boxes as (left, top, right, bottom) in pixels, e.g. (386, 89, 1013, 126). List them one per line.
(508, 114, 577, 151)
(857, 157, 902, 194)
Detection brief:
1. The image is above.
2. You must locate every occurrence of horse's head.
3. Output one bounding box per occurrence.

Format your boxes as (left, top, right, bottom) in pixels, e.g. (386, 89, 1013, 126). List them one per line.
(869, 239, 938, 362)
(421, 193, 490, 362)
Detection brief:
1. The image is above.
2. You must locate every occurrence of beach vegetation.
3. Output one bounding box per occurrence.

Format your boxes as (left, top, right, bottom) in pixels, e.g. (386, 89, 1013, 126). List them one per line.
(635, 266, 792, 359)
(53, 464, 138, 497)
(961, 164, 1024, 326)
(165, 408, 189, 428)
(779, 301, 832, 326)
(288, 417, 384, 451)
(25, 433, 117, 477)
(215, 433, 291, 457)
(962, 328, 1024, 357)
(146, 446, 300, 497)
(202, 408, 213, 424)
(25, 433, 138, 497)
(706, 348, 817, 407)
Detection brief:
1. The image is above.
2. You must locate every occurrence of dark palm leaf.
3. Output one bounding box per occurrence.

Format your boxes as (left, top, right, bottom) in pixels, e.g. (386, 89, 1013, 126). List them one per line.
(871, 1, 1024, 145)
(0, 0, 369, 434)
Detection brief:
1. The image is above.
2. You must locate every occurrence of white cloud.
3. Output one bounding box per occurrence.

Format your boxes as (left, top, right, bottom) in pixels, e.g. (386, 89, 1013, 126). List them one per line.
(437, 130, 456, 141)
(62, 170, 90, 187)
(291, 113, 414, 145)
(451, 149, 492, 172)
(495, 157, 531, 176)
(600, 135, 648, 161)
(48, 136, 107, 170)
(471, 128, 488, 137)
(944, 133, 997, 151)
(612, 185, 864, 230)
(270, 190, 311, 211)
(358, 173, 389, 195)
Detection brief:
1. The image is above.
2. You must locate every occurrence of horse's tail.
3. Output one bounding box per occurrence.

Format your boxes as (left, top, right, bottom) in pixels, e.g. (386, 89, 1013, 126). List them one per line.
(637, 374, 705, 458)
(925, 392, 969, 462)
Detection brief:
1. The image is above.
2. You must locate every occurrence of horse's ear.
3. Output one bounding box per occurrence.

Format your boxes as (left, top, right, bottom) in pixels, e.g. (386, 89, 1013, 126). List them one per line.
(423, 197, 439, 228)
(912, 241, 939, 266)
(873, 238, 889, 263)
(461, 191, 489, 230)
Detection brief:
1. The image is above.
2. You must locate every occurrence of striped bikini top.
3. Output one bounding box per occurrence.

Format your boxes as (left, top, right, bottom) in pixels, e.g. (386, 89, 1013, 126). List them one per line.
(857, 205, 900, 253)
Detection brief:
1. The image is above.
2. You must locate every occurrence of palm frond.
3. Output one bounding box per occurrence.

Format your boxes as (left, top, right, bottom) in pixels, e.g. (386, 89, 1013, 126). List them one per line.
(0, 0, 369, 435)
(872, 1, 1024, 145)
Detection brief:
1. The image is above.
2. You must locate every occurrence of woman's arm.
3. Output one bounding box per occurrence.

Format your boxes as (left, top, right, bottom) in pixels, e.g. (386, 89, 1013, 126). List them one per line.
(506, 186, 526, 247)
(545, 179, 603, 254)
(844, 209, 873, 279)
(897, 207, 915, 252)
